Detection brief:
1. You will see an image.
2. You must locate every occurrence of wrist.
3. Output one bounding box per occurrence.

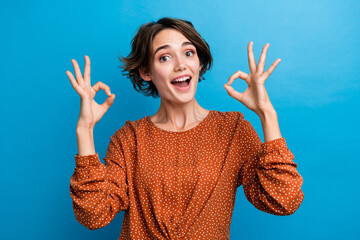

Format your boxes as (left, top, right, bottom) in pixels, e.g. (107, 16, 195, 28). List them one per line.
(77, 121, 94, 131)
(76, 126, 94, 135)
(257, 106, 277, 121)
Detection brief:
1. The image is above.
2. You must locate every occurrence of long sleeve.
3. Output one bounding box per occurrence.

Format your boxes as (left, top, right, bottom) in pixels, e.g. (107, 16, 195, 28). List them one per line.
(69, 131, 130, 230)
(237, 119, 304, 216)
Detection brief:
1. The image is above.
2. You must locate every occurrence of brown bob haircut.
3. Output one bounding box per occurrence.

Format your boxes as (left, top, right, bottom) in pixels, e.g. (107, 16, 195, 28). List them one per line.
(119, 17, 213, 98)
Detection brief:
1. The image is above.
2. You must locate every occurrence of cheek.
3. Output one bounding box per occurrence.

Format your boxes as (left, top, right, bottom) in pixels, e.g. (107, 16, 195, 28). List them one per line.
(192, 57, 201, 70)
(153, 63, 170, 76)
(192, 62, 202, 73)
(151, 67, 171, 89)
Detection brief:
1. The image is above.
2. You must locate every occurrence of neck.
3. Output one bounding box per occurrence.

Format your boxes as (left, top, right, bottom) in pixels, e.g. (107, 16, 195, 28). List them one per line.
(151, 98, 209, 131)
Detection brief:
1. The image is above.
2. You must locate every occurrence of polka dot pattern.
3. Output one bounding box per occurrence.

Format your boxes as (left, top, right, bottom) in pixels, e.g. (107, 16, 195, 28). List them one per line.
(69, 110, 304, 239)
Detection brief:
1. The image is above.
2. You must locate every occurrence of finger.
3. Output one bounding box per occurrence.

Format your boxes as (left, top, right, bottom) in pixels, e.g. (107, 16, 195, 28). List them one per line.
(66, 71, 82, 93)
(227, 70, 249, 86)
(83, 55, 91, 87)
(248, 41, 257, 73)
(92, 81, 112, 96)
(224, 84, 244, 103)
(71, 59, 85, 87)
(264, 58, 281, 78)
(100, 94, 115, 110)
(258, 43, 269, 73)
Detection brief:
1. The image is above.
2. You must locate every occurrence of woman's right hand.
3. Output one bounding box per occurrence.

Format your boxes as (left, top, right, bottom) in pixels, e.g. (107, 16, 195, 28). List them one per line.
(66, 55, 115, 129)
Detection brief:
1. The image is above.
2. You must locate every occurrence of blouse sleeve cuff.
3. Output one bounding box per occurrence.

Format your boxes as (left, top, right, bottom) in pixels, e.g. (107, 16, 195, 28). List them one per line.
(75, 153, 101, 166)
(261, 137, 288, 154)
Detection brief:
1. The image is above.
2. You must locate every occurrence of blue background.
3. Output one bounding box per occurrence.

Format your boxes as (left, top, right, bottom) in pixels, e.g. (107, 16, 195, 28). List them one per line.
(1, 0, 359, 239)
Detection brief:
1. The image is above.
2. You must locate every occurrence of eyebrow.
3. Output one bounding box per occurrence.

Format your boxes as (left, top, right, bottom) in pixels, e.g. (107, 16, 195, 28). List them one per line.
(153, 41, 194, 56)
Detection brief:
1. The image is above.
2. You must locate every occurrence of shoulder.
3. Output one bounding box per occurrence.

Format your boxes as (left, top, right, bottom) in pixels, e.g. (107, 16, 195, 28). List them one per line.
(205, 110, 245, 132)
(111, 116, 148, 140)
(210, 110, 254, 134)
(211, 110, 245, 123)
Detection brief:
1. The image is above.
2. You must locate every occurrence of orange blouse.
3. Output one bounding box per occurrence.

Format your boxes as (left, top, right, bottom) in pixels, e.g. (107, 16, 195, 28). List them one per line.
(69, 110, 304, 239)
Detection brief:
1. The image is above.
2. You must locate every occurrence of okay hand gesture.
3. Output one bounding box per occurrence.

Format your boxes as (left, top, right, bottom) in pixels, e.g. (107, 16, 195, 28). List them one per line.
(66, 56, 115, 129)
(224, 42, 281, 115)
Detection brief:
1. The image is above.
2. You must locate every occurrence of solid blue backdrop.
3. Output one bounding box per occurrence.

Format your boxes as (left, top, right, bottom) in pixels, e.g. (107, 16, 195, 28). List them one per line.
(1, 0, 359, 239)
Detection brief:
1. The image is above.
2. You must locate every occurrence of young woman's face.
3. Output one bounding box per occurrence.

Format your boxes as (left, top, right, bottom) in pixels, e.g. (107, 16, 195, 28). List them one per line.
(143, 28, 202, 104)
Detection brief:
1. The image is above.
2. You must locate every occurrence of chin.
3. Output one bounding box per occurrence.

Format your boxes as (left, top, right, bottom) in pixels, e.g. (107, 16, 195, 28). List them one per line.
(177, 90, 197, 103)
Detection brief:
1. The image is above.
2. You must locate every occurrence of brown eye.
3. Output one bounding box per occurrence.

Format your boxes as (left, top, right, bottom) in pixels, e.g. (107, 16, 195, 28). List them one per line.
(185, 51, 194, 57)
(159, 55, 170, 62)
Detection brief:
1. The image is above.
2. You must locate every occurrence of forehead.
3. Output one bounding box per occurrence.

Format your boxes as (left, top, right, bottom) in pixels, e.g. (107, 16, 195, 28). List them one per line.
(152, 29, 191, 50)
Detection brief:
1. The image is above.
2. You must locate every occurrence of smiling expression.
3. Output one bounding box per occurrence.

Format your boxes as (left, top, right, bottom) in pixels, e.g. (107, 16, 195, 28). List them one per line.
(140, 28, 202, 104)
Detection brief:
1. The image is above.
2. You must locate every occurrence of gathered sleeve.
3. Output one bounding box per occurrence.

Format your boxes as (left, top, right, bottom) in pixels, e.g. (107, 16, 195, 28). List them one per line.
(236, 119, 304, 216)
(69, 130, 130, 230)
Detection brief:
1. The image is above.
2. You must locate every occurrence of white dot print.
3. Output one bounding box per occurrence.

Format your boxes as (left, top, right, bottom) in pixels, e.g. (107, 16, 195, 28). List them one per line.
(70, 110, 304, 239)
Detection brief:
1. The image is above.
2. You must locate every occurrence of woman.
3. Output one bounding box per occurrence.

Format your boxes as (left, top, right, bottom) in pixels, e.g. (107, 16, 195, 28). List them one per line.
(67, 17, 304, 240)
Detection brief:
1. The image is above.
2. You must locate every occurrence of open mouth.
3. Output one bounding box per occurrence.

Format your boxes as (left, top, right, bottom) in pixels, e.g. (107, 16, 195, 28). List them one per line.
(171, 76, 191, 88)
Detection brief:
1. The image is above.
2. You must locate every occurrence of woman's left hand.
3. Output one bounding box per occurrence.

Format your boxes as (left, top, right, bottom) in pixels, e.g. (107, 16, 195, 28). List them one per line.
(224, 41, 281, 116)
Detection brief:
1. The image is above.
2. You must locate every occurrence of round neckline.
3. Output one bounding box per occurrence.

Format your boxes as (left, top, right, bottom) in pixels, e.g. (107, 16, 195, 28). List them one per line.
(146, 110, 214, 134)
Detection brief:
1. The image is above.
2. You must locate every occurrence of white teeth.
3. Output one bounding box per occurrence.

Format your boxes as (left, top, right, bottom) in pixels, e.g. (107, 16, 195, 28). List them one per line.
(172, 76, 190, 83)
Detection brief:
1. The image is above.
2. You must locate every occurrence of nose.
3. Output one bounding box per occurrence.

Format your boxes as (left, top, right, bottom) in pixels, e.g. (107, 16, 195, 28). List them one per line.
(174, 55, 186, 72)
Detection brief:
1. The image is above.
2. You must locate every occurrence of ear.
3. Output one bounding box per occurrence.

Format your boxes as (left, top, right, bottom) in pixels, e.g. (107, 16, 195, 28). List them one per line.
(139, 67, 151, 81)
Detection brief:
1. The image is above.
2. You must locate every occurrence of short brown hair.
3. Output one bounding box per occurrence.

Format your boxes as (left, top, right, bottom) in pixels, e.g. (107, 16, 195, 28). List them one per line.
(119, 17, 213, 98)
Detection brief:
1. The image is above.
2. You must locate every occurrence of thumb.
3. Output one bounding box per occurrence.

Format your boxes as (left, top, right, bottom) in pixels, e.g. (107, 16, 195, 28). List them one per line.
(224, 84, 243, 103)
(102, 94, 115, 110)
